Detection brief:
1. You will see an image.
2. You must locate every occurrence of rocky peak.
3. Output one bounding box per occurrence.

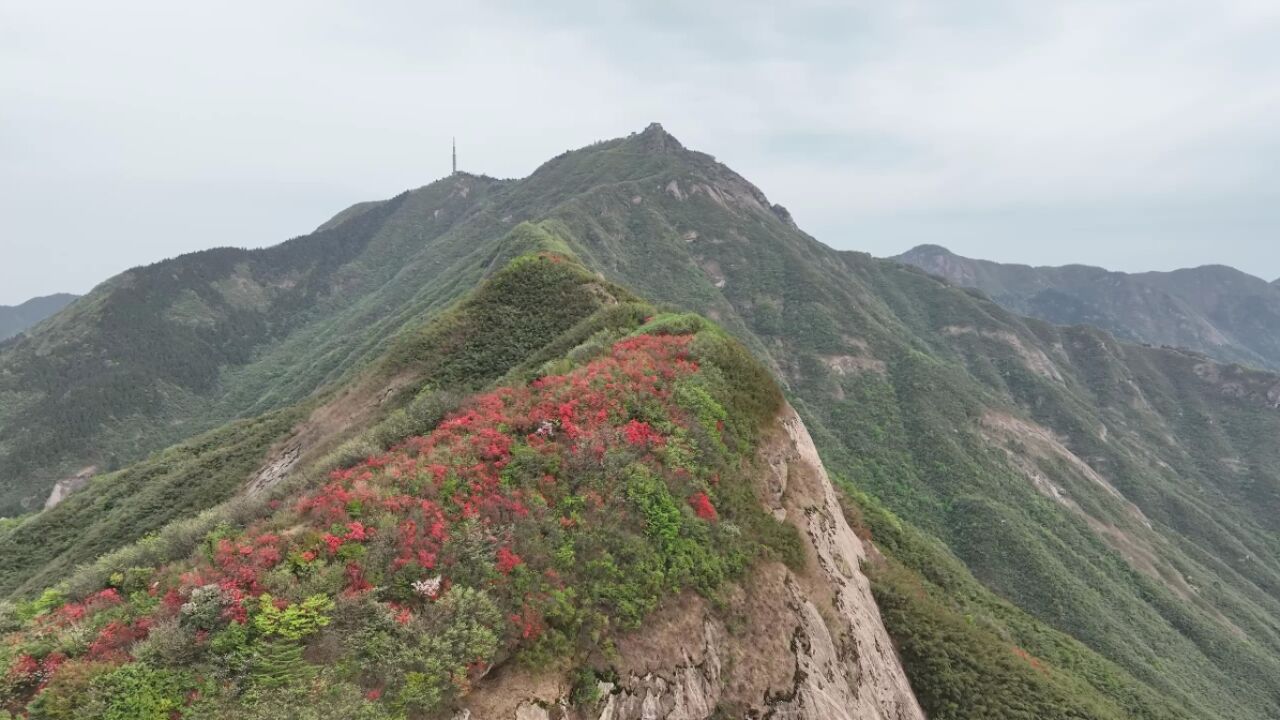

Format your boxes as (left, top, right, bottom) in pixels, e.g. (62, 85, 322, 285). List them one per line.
(635, 122, 684, 153)
(899, 244, 955, 260)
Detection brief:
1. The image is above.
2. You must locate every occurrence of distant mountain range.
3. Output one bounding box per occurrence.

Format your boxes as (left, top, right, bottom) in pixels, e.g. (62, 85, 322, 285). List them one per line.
(0, 293, 77, 341)
(895, 244, 1280, 371)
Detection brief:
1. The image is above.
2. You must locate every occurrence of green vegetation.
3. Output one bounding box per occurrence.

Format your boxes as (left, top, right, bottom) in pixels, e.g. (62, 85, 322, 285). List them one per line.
(502, 128, 1280, 717)
(896, 243, 1280, 372)
(1, 124, 1278, 718)
(0, 269, 794, 717)
(845, 488, 1190, 720)
(0, 410, 301, 598)
(0, 177, 510, 514)
(0, 248, 633, 600)
(0, 294, 78, 343)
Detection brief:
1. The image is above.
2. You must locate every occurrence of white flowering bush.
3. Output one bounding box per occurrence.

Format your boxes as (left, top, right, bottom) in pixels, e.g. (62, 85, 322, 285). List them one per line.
(411, 576, 441, 600)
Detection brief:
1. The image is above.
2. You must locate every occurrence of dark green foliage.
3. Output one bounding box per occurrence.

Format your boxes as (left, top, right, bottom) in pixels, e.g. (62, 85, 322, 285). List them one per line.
(0, 409, 301, 598)
(250, 640, 314, 689)
(873, 562, 1149, 720)
(851, 488, 1191, 720)
(383, 250, 635, 388)
(93, 664, 189, 720)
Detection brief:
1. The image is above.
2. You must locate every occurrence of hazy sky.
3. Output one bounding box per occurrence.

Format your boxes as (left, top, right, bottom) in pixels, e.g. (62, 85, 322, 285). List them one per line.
(3, 1, 1279, 304)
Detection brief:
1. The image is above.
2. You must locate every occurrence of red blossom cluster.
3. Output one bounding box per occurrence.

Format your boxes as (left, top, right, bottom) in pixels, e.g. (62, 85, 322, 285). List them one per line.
(688, 492, 718, 521)
(622, 419, 662, 446)
(495, 546, 523, 574)
(208, 532, 289, 595)
(6, 331, 730, 704)
(87, 618, 153, 662)
(4, 652, 64, 693)
(41, 587, 124, 628)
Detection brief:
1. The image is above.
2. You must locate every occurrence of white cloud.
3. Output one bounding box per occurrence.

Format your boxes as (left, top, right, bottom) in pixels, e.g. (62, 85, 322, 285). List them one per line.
(2, 0, 1279, 303)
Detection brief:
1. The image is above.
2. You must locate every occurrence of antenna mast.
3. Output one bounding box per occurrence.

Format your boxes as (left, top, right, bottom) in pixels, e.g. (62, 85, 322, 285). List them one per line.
(452, 137, 457, 175)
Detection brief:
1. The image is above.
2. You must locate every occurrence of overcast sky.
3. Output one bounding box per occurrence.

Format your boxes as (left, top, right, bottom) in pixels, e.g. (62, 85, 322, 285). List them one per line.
(3, 0, 1279, 304)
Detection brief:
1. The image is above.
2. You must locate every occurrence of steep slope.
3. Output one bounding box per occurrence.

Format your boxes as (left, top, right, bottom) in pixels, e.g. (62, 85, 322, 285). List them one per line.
(0, 255, 923, 720)
(465, 126, 1280, 718)
(0, 177, 508, 513)
(0, 244, 640, 597)
(460, 404, 923, 720)
(0, 294, 77, 341)
(895, 244, 1280, 371)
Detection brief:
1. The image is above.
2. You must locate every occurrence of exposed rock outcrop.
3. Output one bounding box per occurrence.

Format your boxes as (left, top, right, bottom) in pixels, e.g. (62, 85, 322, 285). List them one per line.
(42, 465, 96, 510)
(460, 405, 924, 720)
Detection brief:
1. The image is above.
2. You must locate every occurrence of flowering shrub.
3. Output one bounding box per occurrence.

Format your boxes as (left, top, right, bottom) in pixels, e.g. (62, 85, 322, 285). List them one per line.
(495, 547, 523, 574)
(0, 314, 793, 717)
(689, 492, 718, 521)
(411, 576, 442, 599)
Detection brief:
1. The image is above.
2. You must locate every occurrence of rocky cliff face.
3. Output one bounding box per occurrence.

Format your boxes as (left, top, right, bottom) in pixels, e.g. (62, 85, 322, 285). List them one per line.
(41, 465, 96, 510)
(458, 405, 924, 720)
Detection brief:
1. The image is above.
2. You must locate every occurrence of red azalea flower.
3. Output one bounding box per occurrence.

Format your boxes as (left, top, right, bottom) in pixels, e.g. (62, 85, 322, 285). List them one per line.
(689, 492, 718, 521)
(495, 546, 523, 574)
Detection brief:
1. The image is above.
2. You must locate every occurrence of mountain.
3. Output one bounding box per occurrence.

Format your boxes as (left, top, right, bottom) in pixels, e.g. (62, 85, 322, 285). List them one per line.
(0, 253, 925, 720)
(0, 177, 510, 513)
(0, 293, 77, 341)
(1, 124, 1279, 719)
(894, 244, 1280, 371)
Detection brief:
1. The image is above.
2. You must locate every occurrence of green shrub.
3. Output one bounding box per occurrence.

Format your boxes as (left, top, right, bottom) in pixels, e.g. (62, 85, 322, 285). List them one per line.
(250, 639, 314, 689)
(253, 594, 335, 641)
(133, 618, 201, 666)
(86, 664, 189, 720)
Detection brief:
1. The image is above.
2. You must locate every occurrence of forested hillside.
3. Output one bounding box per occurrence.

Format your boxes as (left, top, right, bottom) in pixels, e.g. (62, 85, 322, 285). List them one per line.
(0, 179, 508, 513)
(896, 243, 1280, 372)
(0, 294, 77, 342)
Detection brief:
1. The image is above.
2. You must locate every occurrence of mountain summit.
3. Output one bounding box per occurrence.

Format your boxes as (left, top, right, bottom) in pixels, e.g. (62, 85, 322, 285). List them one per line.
(636, 121, 683, 151)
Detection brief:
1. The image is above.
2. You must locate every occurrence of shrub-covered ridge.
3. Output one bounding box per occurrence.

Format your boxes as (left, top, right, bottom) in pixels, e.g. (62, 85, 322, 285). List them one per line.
(0, 315, 794, 718)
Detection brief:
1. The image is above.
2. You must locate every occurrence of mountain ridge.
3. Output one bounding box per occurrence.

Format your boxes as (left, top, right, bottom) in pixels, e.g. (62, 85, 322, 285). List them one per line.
(0, 250, 926, 719)
(0, 293, 78, 342)
(895, 243, 1280, 372)
(1, 125, 1279, 718)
